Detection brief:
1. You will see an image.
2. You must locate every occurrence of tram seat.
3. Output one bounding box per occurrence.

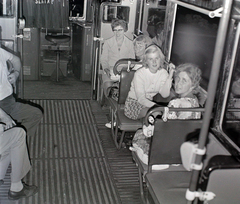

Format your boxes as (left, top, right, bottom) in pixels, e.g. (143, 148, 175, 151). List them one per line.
(98, 58, 138, 105)
(141, 107, 240, 204)
(108, 59, 143, 149)
(199, 155, 240, 204)
(132, 106, 204, 202)
(143, 107, 203, 204)
(45, 33, 71, 81)
(145, 152, 240, 204)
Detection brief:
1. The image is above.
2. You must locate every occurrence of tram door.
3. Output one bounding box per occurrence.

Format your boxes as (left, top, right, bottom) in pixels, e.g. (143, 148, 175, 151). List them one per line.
(92, 0, 140, 100)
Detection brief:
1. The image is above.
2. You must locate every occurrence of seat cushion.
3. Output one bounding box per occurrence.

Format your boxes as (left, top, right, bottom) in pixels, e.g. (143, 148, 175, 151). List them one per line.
(117, 109, 142, 130)
(45, 34, 71, 44)
(146, 171, 191, 204)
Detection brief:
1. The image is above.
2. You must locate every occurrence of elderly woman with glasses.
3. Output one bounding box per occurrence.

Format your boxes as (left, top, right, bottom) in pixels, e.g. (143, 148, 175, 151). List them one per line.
(100, 18, 135, 99)
(101, 18, 135, 75)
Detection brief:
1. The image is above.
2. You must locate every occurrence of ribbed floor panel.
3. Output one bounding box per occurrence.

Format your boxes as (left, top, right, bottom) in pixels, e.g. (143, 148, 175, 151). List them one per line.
(91, 101, 143, 204)
(0, 100, 142, 204)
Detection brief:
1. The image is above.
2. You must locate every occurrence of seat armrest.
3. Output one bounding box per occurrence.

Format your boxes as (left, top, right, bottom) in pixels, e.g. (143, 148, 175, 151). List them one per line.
(199, 155, 240, 191)
(203, 155, 240, 178)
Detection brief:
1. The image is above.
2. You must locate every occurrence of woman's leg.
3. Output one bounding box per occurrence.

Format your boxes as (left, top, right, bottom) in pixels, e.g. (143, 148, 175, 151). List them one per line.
(9, 128, 31, 183)
(0, 128, 31, 185)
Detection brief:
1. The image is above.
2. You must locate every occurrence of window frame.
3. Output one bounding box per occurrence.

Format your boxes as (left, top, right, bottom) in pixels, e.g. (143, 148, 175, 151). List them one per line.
(217, 21, 240, 153)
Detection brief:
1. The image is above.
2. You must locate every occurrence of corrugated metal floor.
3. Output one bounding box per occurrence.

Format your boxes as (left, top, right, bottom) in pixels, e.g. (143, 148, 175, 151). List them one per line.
(0, 100, 142, 204)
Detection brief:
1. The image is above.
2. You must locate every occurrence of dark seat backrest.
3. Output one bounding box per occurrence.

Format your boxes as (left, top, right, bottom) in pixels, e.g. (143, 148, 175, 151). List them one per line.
(148, 119, 203, 168)
(118, 68, 136, 104)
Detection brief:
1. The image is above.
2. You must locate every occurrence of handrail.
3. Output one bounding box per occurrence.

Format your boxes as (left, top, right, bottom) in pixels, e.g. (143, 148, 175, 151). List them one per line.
(144, 106, 205, 126)
(170, 0, 223, 18)
(113, 58, 141, 75)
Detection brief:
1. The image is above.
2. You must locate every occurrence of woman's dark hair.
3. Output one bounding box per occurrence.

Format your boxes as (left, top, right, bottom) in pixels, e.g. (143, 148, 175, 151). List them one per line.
(111, 18, 128, 32)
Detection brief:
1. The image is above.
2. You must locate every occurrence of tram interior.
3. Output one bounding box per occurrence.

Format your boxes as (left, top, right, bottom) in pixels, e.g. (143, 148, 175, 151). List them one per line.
(1, 0, 240, 204)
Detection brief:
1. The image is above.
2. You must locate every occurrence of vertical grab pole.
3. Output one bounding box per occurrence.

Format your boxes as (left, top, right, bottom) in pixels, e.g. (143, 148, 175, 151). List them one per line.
(186, 0, 233, 203)
(18, 0, 24, 98)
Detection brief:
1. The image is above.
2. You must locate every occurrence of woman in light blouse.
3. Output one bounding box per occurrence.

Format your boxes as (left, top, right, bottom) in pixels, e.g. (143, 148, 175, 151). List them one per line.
(100, 18, 135, 98)
(100, 18, 135, 76)
(124, 44, 175, 120)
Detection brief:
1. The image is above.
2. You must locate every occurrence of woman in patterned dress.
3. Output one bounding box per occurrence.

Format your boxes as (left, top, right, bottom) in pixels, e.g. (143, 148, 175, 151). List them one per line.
(130, 63, 202, 165)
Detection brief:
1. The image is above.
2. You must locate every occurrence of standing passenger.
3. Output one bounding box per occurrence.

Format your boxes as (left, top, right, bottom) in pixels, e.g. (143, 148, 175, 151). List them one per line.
(0, 47, 42, 138)
(124, 45, 175, 120)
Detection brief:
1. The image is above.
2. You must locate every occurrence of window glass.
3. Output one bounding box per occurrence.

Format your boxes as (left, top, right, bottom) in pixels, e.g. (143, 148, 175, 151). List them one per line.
(222, 44, 240, 148)
(102, 6, 129, 23)
(145, 0, 166, 5)
(170, 6, 219, 90)
(0, 0, 14, 17)
(69, 0, 84, 17)
(147, 8, 165, 39)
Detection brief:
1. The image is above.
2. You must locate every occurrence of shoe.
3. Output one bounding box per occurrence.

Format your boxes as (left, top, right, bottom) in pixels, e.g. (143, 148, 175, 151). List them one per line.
(0, 179, 4, 186)
(8, 183, 38, 200)
(105, 121, 116, 128)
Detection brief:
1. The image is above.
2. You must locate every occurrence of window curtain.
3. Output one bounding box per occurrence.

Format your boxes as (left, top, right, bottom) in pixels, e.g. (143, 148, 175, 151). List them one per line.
(23, 0, 69, 29)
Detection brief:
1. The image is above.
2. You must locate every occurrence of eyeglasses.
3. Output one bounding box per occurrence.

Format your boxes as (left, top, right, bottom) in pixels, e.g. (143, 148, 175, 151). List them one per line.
(113, 29, 124, 32)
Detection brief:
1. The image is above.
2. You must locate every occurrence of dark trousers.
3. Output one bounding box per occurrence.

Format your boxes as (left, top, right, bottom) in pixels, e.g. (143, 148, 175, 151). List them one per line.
(0, 94, 43, 138)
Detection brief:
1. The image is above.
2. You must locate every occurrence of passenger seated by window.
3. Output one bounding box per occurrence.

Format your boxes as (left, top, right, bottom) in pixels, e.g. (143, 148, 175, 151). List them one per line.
(133, 34, 152, 62)
(108, 34, 153, 101)
(100, 18, 135, 97)
(105, 34, 152, 128)
(152, 21, 165, 49)
(124, 44, 175, 120)
(0, 108, 38, 200)
(129, 63, 202, 165)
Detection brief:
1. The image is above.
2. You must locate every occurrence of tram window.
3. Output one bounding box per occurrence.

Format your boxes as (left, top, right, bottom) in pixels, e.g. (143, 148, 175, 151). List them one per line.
(69, 0, 85, 18)
(157, 0, 167, 6)
(170, 6, 219, 89)
(147, 8, 165, 38)
(0, 0, 14, 16)
(145, 0, 167, 6)
(101, 0, 120, 2)
(102, 5, 129, 23)
(222, 47, 240, 148)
